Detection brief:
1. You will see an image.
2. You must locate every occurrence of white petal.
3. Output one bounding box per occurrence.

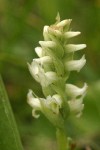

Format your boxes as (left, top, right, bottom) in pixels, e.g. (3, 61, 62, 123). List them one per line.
(32, 109, 40, 118)
(29, 58, 57, 87)
(33, 67, 57, 87)
(64, 31, 81, 38)
(39, 41, 56, 48)
(68, 99, 84, 115)
(46, 95, 61, 114)
(65, 44, 86, 53)
(28, 61, 40, 82)
(27, 90, 41, 109)
(56, 19, 72, 28)
(34, 56, 52, 65)
(52, 94, 62, 106)
(43, 71, 57, 86)
(65, 83, 88, 98)
(66, 55, 86, 72)
(35, 47, 44, 58)
(43, 26, 50, 41)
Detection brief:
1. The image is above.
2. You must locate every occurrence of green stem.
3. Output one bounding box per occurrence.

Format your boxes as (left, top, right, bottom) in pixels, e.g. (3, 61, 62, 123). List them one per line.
(56, 128, 68, 150)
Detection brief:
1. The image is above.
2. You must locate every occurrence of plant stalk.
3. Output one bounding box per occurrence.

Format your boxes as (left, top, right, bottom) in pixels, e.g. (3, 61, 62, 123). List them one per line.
(56, 128, 69, 150)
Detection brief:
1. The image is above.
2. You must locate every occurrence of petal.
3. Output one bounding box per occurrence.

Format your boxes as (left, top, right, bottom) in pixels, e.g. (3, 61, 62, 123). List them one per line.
(27, 90, 41, 109)
(28, 61, 40, 82)
(39, 40, 64, 58)
(56, 19, 72, 28)
(65, 83, 88, 98)
(64, 31, 81, 38)
(35, 47, 44, 58)
(52, 94, 62, 107)
(43, 26, 50, 41)
(43, 71, 57, 86)
(32, 109, 40, 118)
(65, 55, 86, 72)
(34, 56, 52, 65)
(65, 44, 86, 53)
(68, 99, 84, 116)
(46, 95, 61, 114)
(39, 41, 56, 48)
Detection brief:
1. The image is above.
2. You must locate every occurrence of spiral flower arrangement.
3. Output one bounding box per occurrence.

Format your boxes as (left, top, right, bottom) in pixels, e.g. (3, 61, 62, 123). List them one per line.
(27, 13, 87, 150)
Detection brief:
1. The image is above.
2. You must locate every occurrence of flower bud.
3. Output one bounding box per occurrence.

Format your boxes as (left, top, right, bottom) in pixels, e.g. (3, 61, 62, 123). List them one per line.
(56, 19, 72, 28)
(64, 31, 81, 38)
(43, 26, 50, 41)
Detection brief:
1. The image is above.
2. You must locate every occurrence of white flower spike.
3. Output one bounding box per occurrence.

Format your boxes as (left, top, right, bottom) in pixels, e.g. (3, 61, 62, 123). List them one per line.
(27, 14, 87, 127)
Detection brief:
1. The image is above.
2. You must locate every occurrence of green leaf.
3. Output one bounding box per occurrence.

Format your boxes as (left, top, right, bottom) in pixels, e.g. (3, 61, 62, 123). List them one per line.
(0, 75, 23, 150)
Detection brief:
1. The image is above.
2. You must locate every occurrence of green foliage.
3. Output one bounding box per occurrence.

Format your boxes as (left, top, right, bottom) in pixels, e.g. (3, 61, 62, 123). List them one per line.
(0, 75, 23, 150)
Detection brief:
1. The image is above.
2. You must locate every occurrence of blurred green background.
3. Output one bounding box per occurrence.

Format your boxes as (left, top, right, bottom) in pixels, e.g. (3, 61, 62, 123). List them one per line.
(0, 0, 100, 149)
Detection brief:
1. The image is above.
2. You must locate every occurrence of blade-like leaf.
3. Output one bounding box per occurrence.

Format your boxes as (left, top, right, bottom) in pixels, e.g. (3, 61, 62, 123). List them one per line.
(0, 75, 23, 150)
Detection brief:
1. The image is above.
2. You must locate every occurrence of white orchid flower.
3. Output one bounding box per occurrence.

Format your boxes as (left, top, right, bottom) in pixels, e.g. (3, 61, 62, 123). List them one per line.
(65, 44, 86, 53)
(27, 90, 62, 119)
(65, 83, 88, 98)
(68, 98, 84, 118)
(65, 55, 86, 72)
(28, 60, 57, 87)
(27, 90, 42, 118)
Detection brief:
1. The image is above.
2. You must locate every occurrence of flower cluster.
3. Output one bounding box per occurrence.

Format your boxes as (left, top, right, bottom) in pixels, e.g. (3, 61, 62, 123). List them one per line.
(27, 14, 87, 128)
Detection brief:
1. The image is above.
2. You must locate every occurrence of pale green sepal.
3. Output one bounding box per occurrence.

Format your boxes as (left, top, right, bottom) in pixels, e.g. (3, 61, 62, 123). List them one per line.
(55, 12, 60, 24)
(51, 78, 70, 119)
(42, 85, 56, 97)
(53, 57, 64, 76)
(40, 98, 64, 129)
